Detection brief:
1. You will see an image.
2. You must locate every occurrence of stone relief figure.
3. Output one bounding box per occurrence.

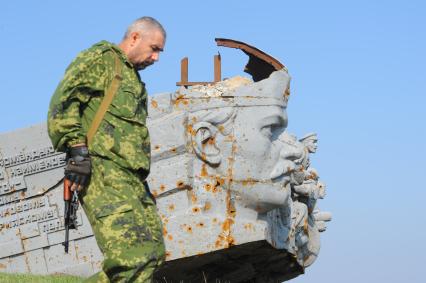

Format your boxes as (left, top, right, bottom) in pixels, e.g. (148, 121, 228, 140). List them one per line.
(146, 64, 331, 281)
(149, 70, 291, 253)
(267, 130, 331, 268)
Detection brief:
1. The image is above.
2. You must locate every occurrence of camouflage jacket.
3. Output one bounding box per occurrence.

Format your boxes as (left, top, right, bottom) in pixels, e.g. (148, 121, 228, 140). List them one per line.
(48, 40, 150, 172)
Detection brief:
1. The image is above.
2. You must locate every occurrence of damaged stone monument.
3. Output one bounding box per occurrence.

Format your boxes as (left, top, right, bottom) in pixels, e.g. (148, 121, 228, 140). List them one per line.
(0, 39, 331, 282)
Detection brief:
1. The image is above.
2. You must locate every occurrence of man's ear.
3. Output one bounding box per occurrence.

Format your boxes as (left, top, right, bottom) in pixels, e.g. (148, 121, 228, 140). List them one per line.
(129, 32, 140, 46)
(192, 122, 221, 166)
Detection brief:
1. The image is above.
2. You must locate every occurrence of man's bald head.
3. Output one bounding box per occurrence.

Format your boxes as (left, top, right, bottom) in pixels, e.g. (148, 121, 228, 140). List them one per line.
(119, 16, 166, 70)
(123, 16, 166, 41)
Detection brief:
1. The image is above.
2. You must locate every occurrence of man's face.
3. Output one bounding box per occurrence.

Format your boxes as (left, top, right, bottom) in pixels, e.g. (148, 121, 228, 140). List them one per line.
(233, 105, 287, 181)
(127, 29, 165, 70)
(229, 105, 290, 212)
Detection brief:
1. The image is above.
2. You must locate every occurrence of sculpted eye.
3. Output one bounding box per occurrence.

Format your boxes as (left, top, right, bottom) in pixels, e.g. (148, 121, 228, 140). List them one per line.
(259, 114, 286, 141)
(261, 121, 285, 141)
(260, 124, 280, 139)
(261, 125, 273, 139)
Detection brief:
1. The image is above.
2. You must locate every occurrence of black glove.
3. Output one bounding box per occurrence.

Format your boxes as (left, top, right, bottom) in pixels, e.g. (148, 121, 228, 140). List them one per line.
(65, 145, 91, 191)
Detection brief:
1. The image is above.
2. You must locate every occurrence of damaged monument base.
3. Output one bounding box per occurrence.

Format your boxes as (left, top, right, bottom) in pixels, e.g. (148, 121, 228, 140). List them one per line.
(0, 39, 331, 282)
(148, 70, 331, 282)
(154, 241, 303, 282)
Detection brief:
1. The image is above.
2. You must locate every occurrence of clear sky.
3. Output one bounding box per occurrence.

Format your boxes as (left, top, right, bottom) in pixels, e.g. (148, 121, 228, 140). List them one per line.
(1, 1, 425, 282)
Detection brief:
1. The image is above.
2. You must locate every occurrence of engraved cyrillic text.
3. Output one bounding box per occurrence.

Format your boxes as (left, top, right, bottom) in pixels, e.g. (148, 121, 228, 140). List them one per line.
(0, 192, 21, 206)
(0, 146, 56, 168)
(39, 213, 82, 233)
(0, 177, 27, 195)
(8, 155, 66, 177)
(0, 197, 46, 218)
(0, 208, 56, 230)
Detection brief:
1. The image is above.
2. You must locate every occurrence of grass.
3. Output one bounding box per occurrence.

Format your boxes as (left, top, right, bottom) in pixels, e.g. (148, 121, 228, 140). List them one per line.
(0, 272, 83, 283)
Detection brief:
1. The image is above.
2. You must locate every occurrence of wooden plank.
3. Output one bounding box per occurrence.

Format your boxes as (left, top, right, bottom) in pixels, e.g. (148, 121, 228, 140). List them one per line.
(181, 57, 188, 83)
(176, 82, 213, 86)
(214, 54, 221, 82)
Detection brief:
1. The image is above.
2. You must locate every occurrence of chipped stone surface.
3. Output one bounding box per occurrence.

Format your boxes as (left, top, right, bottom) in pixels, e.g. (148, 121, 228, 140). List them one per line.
(189, 76, 253, 97)
(0, 70, 331, 282)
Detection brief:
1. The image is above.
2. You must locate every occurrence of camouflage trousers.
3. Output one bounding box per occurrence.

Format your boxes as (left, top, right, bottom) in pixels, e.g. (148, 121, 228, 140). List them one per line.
(80, 156, 165, 282)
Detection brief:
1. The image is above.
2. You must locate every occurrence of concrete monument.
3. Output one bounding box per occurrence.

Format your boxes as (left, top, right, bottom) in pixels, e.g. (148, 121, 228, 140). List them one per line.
(0, 39, 331, 282)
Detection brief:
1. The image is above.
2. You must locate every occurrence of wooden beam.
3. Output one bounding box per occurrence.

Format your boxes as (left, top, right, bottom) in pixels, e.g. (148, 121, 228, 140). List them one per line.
(214, 54, 221, 82)
(180, 57, 188, 84)
(176, 81, 214, 86)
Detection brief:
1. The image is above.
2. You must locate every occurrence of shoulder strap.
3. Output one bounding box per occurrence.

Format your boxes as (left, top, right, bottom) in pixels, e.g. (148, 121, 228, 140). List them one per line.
(86, 53, 123, 145)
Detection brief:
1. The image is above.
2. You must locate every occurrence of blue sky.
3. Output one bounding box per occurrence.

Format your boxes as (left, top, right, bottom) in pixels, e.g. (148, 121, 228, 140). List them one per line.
(1, 1, 425, 282)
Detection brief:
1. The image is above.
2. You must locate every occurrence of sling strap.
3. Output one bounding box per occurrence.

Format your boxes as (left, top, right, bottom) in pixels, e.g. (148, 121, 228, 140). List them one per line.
(87, 52, 123, 145)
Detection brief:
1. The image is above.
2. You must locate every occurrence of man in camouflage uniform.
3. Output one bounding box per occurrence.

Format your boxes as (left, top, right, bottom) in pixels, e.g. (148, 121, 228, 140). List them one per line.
(47, 17, 166, 282)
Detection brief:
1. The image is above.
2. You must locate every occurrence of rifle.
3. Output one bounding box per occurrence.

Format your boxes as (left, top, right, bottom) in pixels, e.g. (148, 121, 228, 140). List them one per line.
(62, 178, 79, 253)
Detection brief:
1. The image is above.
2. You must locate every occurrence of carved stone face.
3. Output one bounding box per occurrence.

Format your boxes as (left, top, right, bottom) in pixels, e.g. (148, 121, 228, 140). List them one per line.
(147, 69, 299, 259)
(184, 70, 293, 214)
(230, 104, 290, 212)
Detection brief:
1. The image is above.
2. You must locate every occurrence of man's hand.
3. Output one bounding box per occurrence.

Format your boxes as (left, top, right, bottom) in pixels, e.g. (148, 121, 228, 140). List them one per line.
(65, 145, 91, 191)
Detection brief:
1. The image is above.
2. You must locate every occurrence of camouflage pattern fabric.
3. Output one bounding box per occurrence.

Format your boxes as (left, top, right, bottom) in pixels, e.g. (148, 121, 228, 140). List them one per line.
(82, 157, 165, 282)
(47, 41, 165, 281)
(48, 40, 151, 172)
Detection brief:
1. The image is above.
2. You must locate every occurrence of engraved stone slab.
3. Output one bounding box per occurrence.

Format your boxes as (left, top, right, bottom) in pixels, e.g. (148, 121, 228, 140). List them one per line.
(0, 124, 98, 277)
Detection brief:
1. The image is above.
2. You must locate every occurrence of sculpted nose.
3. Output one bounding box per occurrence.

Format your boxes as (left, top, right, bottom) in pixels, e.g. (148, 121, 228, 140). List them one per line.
(269, 133, 304, 180)
(269, 139, 289, 180)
